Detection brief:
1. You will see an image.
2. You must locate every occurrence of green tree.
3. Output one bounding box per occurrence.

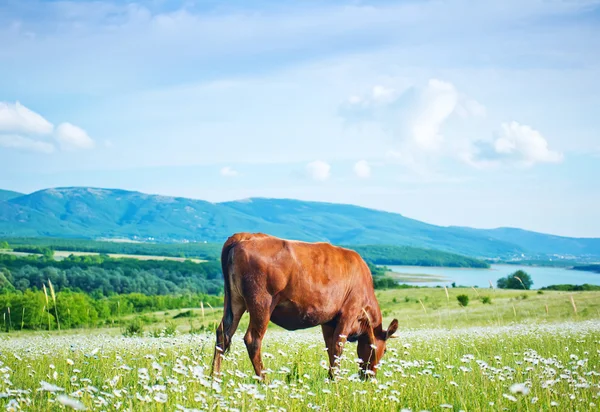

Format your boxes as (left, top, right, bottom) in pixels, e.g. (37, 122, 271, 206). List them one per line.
(0, 268, 14, 292)
(497, 270, 533, 290)
(0, 241, 9, 250)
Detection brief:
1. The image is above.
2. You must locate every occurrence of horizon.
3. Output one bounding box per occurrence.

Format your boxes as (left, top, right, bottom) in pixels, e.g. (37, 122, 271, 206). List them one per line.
(1, 0, 599, 238)
(3, 184, 599, 240)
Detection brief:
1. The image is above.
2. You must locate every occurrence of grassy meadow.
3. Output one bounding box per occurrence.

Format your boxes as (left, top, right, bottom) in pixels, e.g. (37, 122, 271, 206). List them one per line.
(109, 287, 600, 336)
(0, 249, 206, 263)
(0, 287, 599, 411)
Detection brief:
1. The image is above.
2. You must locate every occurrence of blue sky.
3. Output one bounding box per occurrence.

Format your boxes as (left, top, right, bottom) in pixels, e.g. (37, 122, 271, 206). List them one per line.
(1, 0, 599, 237)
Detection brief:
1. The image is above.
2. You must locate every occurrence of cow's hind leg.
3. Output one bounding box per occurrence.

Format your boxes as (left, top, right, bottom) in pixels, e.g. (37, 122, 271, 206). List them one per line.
(244, 297, 272, 379)
(211, 297, 246, 376)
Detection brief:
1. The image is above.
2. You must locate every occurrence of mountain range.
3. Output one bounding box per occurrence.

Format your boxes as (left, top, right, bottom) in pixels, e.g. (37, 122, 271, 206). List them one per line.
(1, 187, 599, 259)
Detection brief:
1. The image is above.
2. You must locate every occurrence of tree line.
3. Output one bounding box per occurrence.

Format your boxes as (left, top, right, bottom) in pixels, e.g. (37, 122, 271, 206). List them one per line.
(348, 245, 489, 268)
(3, 238, 490, 268)
(2, 237, 221, 260)
(0, 288, 222, 331)
(0, 253, 223, 296)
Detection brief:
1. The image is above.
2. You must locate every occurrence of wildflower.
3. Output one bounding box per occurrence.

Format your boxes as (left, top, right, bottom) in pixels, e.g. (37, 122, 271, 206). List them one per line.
(154, 393, 168, 403)
(6, 399, 19, 412)
(57, 395, 86, 410)
(39, 381, 64, 392)
(509, 383, 529, 395)
(66, 359, 74, 366)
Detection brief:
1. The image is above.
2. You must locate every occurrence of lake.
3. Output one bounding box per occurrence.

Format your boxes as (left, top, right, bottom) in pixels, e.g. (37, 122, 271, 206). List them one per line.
(386, 264, 600, 288)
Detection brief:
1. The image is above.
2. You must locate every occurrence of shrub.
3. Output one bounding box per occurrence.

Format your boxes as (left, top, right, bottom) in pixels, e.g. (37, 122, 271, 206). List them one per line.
(497, 270, 533, 290)
(373, 276, 400, 289)
(151, 321, 177, 337)
(139, 314, 159, 324)
(457, 294, 469, 307)
(481, 296, 492, 304)
(123, 318, 144, 336)
(173, 310, 196, 319)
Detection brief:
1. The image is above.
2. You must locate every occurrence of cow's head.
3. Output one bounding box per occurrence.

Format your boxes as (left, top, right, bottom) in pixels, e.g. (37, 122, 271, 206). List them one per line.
(357, 310, 398, 379)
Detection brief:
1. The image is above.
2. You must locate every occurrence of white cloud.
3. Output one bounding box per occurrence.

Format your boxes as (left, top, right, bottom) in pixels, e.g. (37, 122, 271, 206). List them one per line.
(371, 85, 395, 104)
(411, 79, 458, 151)
(348, 95, 362, 105)
(346, 85, 396, 107)
(55, 122, 95, 150)
(0, 102, 54, 135)
(456, 98, 487, 118)
(353, 160, 371, 178)
(345, 79, 563, 172)
(220, 166, 239, 177)
(306, 160, 331, 181)
(0, 102, 94, 153)
(493, 121, 563, 166)
(0, 134, 54, 153)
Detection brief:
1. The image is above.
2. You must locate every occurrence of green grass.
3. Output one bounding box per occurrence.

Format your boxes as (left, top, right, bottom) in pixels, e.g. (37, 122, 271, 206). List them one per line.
(107, 288, 600, 337)
(1, 249, 207, 263)
(374, 287, 600, 329)
(1, 288, 599, 411)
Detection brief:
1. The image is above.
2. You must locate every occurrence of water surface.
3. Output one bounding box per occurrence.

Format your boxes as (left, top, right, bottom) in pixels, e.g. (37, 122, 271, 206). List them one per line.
(386, 264, 600, 288)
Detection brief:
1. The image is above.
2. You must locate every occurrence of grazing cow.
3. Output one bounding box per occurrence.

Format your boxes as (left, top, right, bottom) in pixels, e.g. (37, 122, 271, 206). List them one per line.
(210, 233, 398, 379)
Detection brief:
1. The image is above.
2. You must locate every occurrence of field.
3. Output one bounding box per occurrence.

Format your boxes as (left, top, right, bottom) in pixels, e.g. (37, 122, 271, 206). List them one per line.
(52, 251, 206, 264)
(384, 272, 448, 283)
(1, 288, 599, 411)
(0, 249, 206, 263)
(114, 288, 600, 334)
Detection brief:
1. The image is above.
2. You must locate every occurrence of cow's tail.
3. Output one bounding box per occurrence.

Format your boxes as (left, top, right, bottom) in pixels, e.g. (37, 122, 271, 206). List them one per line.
(220, 237, 236, 345)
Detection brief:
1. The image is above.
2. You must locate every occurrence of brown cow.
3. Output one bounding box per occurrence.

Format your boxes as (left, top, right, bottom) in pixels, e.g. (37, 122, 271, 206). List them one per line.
(210, 232, 398, 379)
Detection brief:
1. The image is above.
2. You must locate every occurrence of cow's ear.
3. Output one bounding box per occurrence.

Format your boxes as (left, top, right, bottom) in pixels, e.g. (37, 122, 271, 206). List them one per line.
(386, 319, 399, 340)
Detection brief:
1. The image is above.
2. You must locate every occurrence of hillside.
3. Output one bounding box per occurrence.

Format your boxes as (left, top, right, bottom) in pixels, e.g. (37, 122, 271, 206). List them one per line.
(0, 189, 23, 201)
(454, 226, 600, 258)
(1, 186, 599, 259)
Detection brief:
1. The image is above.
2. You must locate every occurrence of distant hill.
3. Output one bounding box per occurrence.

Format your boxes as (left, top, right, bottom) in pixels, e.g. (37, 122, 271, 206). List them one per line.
(0, 189, 24, 201)
(453, 227, 600, 259)
(0, 186, 599, 259)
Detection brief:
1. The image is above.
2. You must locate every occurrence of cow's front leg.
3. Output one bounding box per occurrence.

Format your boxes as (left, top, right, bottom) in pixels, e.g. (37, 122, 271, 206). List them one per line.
(323, 321, 350, 379)
(321, 323, 337, 379)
